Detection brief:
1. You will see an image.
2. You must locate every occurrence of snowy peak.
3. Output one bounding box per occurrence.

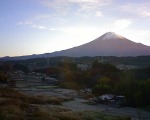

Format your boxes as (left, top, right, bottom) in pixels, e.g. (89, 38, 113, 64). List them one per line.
(101, 32, 124, 40)
(2, 31, 150, 60)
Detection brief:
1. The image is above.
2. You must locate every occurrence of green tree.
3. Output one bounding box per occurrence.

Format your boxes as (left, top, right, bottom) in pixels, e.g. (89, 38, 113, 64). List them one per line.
(59, 61, 78, 90)
(92, 77, 112, 96)
(134, 91, 142, 106)
(0, 73, 9, 83)
(13, 64, 29, 74)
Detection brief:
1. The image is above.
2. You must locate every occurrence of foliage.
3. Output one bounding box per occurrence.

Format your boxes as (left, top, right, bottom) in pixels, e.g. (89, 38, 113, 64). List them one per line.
(0, 87, 73, 105)
(91, 60, 121, 82)
(92, 77, 112, 96)
(0, 87, 132, 120)
(114, 71, 150, 107)
(31, 109, 130, 120)
(1, 57, 150, 108)
(0, 73, 9, 83)
(13, 64, 29, 74)
(80, 111, 131, 120)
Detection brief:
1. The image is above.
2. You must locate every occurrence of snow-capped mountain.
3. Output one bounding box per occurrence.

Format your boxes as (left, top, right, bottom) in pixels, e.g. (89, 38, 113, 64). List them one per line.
(1, 32, 150, 60)
(50, 32, 150, 57)
(101, 32, 124, 40)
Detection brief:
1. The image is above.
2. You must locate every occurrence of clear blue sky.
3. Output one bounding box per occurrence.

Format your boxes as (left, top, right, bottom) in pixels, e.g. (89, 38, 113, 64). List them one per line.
(0, 0, 150, 57)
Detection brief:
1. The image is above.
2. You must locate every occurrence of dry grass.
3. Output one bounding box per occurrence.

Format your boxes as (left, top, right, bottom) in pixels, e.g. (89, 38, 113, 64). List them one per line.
(55, 111, 82, 120)
(29, 95, 62, 105)
(32, 108, 131, 120)
(61, 96, 75, 101)
(0, 87, 29, 102)
(80, 111, 131, 120)
(0, 105, 24, 120)
(32, 108, 82, 120)
(0, 87, 74, 105)
(0, 87, 131, 120)
(0, 87, 76, 120)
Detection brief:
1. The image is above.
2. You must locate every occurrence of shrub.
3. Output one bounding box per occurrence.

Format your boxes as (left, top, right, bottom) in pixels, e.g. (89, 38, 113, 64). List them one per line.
(56, 111, 82, 120)
(0, 87, 29, 102)
(29, 95, 62, 105)
(32, 110, 58, 120)
(0, 105, 24, 120)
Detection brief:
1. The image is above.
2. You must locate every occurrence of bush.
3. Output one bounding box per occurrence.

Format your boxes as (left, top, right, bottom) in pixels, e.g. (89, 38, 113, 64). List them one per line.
(0, 105, 24, 120)
(0, 87, 29, 102)
(80, 111, 131, 120)
(29, 95, 62, 105)
(56, 111, 82, 120)
(32, 110, 57, 120)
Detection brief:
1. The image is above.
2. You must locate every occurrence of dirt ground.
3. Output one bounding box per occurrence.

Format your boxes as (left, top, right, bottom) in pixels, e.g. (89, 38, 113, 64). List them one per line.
(14, 75, 150, 120)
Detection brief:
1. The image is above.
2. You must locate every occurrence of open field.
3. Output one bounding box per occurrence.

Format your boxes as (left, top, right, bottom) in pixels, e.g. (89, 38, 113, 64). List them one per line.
(3, 74, 150, 120)
(0, 87, 132, 120)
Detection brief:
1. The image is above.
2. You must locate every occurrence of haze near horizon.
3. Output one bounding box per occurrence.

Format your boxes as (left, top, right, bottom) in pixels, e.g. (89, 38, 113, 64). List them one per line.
(0, 0, 150, 57)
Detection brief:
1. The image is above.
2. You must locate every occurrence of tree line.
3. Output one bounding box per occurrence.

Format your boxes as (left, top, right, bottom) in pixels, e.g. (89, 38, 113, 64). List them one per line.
(1, 60, 150, 107)
(57, 60, 150, 107)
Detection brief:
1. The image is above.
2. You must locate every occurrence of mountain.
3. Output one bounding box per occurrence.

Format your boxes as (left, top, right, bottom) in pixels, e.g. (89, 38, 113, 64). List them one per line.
(1, 32, 150, 60)
(46, 32, 150, 57)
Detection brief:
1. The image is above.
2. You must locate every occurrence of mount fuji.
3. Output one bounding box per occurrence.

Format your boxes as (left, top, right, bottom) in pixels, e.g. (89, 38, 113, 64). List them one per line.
(1, 32, 150, 60)
(47, 32, 150, 57)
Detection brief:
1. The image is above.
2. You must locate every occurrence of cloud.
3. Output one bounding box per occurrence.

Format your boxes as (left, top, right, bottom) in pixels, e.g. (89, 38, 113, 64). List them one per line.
(17, 14, 53, 28)
(18, 0, 112, 30)
(55, 25, 107, 46)
(111, 19, 132, 32)
(31, 24, 48, 30)
(17, 21, 33, 25)
(41, 0, 112, 17)
(130, 30, 150, 44)
(95, 11, 103, 17)
(31, 14, 51, 21)
(17, 21, 57, 31)
(139, 11, 150, 17)
(75, 0, 111, 11)
(58, 26, 100, 35)
(120, 2, 150, 18)
(120, 29, 150, 46)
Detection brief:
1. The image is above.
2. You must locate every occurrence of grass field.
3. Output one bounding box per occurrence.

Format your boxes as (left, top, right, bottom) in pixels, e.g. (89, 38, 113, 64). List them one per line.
(0, 87, 132, 120)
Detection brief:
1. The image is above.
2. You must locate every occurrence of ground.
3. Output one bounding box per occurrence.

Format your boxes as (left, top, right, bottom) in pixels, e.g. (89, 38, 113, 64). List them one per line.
(12, 74, 150, 120)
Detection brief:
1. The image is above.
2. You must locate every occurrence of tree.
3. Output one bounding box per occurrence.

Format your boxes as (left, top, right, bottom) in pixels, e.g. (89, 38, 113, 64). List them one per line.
(76, 70, 92, 88)
(59, 61, 78, 90)
(13, 64, 29, 74)
(0, 73, 9, 83)
(46, 67, 59, 78)
(91, 60, 121, 83)
(92, 77, 112, 96)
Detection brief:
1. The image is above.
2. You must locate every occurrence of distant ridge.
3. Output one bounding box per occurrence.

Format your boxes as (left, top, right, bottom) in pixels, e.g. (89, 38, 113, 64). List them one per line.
(1, 32, 150, 60)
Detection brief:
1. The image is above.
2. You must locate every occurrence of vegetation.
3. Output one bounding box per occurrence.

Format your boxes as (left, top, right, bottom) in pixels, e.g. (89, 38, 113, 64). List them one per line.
(1, 56, 150, 108)
(31, 108, 131, 120)
(57, 60, 150, 108)
(13, 63, 29, 74)
(0, 73, 9, 84)
(0, 87, 73, 105)
(0, 87, 130, 120)
(5, 56, 150, 68)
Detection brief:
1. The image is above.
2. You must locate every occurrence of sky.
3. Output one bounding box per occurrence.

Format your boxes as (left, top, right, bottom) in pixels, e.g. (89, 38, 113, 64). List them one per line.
(0, 0, 150, 57)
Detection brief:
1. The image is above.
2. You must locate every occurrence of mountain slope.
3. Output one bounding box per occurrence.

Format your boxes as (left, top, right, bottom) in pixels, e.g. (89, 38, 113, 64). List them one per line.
(48, 32, 150, 57)
(1, 32, 150, 60)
